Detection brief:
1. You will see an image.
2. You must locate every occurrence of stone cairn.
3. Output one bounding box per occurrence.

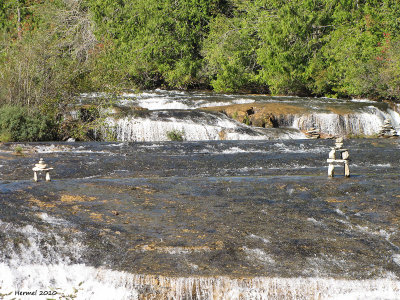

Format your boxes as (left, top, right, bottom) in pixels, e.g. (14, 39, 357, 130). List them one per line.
(378, 119, 399, 138)
(32, 158, 53, 182)
(305, 125, 320, 139)
(327, 137, 350, 177)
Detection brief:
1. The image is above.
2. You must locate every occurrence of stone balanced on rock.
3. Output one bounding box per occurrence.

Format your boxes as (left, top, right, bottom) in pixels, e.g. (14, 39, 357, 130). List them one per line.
(378, 119, 399, 138)
(32, 158, 53, 182)
(327, 137, 350, 177)
(305, 125, 321, 139)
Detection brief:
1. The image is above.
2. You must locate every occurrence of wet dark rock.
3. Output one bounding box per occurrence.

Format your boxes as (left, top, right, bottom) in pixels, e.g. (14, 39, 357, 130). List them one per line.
(0, 139, 400, 280)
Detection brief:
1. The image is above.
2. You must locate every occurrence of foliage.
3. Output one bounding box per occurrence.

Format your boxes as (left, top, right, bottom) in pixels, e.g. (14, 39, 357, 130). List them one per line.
(166, 129, 185, 141)
(58, 104, 117, 141)
(13, 145, 23, 155)
(0, 105, 57, 141)
(0, 0, 104, 109)
(1, 0, 400, 139)
(90, 0, 228, 89)
(202, 12, 261, 92)
(0, 131, 12, 142)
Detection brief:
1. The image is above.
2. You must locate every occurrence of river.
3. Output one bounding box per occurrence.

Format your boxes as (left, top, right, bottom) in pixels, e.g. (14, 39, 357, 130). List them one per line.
(1, 91, 400, 299)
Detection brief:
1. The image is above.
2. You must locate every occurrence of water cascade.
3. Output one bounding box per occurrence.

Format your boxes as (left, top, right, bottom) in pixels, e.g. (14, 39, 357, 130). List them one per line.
(102, 110, 302, 142)
(288, 108, 396, 136)
(2, 217, 399, 300)
(85, 91, 400, 141)
(1, 140, 400, 299)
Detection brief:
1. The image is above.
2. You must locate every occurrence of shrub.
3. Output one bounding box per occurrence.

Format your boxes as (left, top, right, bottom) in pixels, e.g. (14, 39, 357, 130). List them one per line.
(13, 145, 23, 155)
(0, 105, 57, 142)
(166, 130, 184, 141)
(0, 131, 12, 142)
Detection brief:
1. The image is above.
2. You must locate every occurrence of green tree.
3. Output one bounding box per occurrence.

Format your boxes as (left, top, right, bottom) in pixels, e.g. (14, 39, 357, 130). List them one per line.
(202, 0, 262, 93)
(255, 0, 335, 95)
(311, 0, 400, 99)
(90, 0, 228, 89)
(0, 0, 99, 109)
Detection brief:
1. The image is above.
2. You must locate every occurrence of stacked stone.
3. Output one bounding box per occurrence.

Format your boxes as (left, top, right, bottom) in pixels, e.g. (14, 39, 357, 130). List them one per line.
(378, 119, 399, 137)
(327, 137, 350, 177)
(306, 126, 320, 139)
(32, 158, 53, 182)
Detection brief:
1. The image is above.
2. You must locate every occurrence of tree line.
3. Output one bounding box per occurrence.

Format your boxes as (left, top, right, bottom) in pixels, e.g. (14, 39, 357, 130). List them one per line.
(1, 0, 400, 116)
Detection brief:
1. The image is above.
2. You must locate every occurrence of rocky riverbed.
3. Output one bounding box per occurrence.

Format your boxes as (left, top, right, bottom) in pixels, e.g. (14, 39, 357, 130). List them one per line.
(0, 139, 400, 299)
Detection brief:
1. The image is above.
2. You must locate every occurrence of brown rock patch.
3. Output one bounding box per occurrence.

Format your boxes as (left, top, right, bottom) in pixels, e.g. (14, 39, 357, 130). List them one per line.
(29, 197, 56, 208)
(201, 103, 307, 128)
(60, 194, 96, 203)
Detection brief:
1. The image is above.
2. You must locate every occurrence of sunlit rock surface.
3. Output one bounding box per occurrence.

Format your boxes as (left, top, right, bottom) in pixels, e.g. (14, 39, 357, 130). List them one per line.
(0, 139, 400, 299)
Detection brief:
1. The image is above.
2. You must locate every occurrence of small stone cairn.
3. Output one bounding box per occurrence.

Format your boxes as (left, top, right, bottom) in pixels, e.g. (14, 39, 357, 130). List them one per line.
(327, 137, 350, 177)
(32, 158, 53, 182)
(378, 119, 399, 138)
(305, 125, 320, 139)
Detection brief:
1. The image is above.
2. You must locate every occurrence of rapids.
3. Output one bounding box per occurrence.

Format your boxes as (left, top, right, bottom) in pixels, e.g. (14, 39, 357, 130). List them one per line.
(79, 90, 400, 141)
(0, 138, 400, 299)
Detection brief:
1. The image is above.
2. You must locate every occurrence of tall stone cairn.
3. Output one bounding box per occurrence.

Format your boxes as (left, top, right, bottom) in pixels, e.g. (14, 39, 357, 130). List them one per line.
(378, 119, 399, 138)
(327, 137, 350, 177)
(305, 125, 320, 139)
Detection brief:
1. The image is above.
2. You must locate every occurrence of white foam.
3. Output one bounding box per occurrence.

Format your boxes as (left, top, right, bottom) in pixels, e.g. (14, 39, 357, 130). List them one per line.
(102, 114, 269, 142)
(119, 92, 255, 111)
(387, 109, 400, 129)
(79, 91, 400, 138)
(0, 264, 138, 300)
(273, 143, 329, 153)
(243, 247, 275, 264)
(352, 163, 391, 168)
(237, 166, 263, 172)
(137, 98, 191, 110)
(269, 164, 317, 170)
(307, 217, 324, 226)
(248, 234, 270, 244)
(393, 255, 400, 267)
(34, 144, 72, 153)
(232, 99, 256, 104)
(2, 266, 400, 299)
(221, 147, 256, 154)
(355, 225, 393, 240)
(291, 108, 396, 136)
(33, 145, 112, 154)
(2, 219, 400, 299)
(374, 163, 392, 167)
(37, 213, 70, 226)
(105, 143, 125, 147)
(335, 209, 347, 217)
(350, 98, 376, 103)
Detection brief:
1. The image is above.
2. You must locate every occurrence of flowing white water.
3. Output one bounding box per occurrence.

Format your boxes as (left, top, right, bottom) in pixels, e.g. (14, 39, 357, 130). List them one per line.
(1, 218, 400, 299)
(388, 109, 400, 130)
(81, 90, 400, 141)
(101, 108, 398, 141)
(289, 107, 391, 136)
(103, 113, 270, 142)
(2, 265, 400, 299)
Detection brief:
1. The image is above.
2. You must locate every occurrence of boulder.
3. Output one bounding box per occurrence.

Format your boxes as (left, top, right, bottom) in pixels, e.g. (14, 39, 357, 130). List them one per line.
(200, 103, 306, 128)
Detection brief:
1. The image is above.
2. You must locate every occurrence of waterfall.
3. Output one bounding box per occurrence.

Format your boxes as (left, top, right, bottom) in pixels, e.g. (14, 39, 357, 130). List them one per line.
(1, 218, 400, 299)
(3, 266, 400, 299)
(80, 91, 400, 141)
(102, 111, 269, 142)
(100, 108, 399, 141)
(279, 106, 398, 136)
(99, 106, 400, 142)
